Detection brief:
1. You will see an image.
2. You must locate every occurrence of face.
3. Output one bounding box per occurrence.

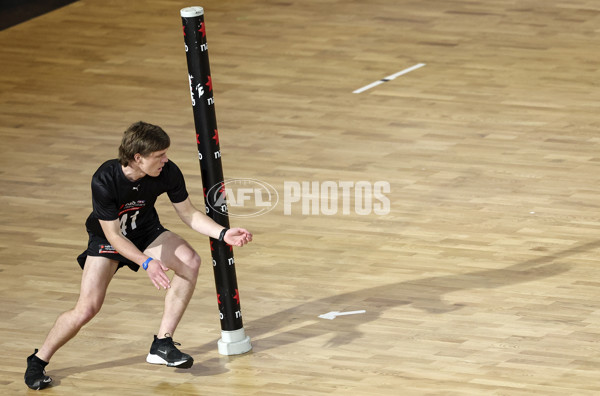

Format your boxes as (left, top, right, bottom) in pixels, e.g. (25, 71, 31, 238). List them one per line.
(135, 148, 169, 177)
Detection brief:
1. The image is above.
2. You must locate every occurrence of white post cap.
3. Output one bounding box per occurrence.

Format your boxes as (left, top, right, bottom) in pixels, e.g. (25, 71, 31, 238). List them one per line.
(180, 7, 204, 17)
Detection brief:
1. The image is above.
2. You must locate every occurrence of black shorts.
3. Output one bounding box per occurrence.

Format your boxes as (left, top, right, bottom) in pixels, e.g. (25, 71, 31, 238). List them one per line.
(77, 225, 168, 272)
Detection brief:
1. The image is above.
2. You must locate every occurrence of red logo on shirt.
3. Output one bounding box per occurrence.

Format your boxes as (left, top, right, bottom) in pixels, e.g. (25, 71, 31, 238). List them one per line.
(118, 200, 146, 216)
(99, 244, 118, 254)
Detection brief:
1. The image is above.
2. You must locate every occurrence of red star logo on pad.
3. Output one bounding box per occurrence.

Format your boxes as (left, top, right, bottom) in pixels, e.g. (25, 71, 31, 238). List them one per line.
(196, 133, 200, 144)
(182, 25, 186, 36)
(218, 182, 226, 201)
(199, 22, 206, 38)
(233, 289, 240, 305)
(206, 75, 213, 92)
(217, 293, 221, 304)
(210, 240, 214, 251)
(218, 181, 225, 195)
(212, 129, 220, 145)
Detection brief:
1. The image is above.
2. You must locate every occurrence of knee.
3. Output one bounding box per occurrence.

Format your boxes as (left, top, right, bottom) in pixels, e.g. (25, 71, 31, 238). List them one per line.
(189, 252, 201, 276)
(75, 301, 103, 325)
(180, 248, 201, 277)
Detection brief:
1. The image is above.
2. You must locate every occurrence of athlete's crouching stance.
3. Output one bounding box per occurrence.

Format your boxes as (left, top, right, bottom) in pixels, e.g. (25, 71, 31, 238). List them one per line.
(25, 121, 252, 390)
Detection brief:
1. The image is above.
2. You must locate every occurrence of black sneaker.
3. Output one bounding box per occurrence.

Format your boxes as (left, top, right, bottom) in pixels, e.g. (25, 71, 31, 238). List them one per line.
(146, 335, 194, 368)
(25, 349, 52, 390)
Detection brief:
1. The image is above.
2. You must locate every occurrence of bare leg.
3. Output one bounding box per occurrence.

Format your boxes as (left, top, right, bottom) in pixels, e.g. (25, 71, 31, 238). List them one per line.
(144, 231, 201, 338)
(36, 257, 118, 362)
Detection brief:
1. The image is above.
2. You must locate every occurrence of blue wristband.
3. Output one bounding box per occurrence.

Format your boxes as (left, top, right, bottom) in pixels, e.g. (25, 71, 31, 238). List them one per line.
(142, 257, 153, 270)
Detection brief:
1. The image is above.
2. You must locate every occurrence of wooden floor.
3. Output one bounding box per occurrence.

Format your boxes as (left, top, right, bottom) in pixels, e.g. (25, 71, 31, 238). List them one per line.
(2, 0, 600, 394)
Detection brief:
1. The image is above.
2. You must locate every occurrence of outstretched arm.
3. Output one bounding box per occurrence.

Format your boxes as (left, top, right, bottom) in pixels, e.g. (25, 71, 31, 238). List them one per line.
(172, 198, 252, 246)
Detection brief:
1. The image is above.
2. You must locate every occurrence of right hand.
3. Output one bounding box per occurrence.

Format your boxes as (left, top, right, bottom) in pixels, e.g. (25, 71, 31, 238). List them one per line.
(146, 259, 171, 290)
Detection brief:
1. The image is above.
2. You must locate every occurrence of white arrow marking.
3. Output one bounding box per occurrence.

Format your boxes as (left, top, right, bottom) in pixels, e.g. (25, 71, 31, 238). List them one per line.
(318, 310, 366, 320)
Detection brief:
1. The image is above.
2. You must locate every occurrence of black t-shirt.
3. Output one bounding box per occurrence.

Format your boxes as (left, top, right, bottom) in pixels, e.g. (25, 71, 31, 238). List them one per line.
(85, 159, 189, 240)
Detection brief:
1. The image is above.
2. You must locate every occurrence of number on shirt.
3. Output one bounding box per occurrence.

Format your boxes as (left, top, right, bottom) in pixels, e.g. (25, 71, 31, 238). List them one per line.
(120, 210, 139, 236)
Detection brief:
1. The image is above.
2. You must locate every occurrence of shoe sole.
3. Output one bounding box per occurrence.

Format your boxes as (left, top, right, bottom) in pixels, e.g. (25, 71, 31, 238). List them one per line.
(26, 377, 52, 390)
(146, 353, 194, 369)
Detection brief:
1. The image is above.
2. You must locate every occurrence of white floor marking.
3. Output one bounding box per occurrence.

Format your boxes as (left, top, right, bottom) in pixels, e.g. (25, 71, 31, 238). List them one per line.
(353, 63, 426, 94)
(318, 310, 366, 320)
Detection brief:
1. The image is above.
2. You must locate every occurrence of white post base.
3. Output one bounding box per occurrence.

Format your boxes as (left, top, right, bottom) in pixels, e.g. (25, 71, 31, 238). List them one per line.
(217, 328, 252, 356)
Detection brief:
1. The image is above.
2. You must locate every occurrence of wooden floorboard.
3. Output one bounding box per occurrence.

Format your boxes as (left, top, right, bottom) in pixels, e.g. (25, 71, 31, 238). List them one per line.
(1, 0, 600, 394)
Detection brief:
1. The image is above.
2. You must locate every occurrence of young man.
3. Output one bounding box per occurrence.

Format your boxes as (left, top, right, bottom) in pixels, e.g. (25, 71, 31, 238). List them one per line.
(24, 121, 252, 390)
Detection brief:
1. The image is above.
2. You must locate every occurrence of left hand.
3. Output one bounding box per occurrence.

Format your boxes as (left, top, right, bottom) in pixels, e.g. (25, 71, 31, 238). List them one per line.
(224, 227, 253, 247)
